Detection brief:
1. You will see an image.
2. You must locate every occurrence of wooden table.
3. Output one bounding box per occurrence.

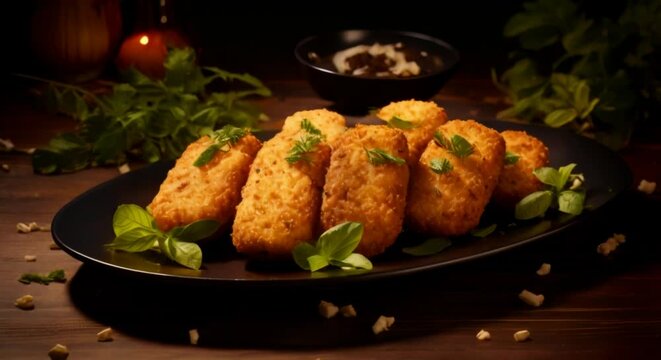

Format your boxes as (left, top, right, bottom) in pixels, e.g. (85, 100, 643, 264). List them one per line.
(1, 75, 660, 359)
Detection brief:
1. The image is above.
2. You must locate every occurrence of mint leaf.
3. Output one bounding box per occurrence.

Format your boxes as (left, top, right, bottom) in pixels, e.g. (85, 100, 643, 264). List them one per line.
(317, 222, 364, 260)
(429, 158, 453, 174)
(505, 151, 520, 165)
(292, 242, 317, 270)
(558, 190, 585, 215)
(170, 219, 220, 242)
(533, 167, 560, 187)
(387, 116, 417, 129)
(402, 238, 452, 256)
(365, 148, 406, 166)
(112, 204, 154, 236)
(471, 224, 497, 238)
(515, 190, 554, 220)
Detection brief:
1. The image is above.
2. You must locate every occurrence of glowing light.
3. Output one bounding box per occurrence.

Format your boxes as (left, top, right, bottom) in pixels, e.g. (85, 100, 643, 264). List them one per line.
(139, 35, 149, 45)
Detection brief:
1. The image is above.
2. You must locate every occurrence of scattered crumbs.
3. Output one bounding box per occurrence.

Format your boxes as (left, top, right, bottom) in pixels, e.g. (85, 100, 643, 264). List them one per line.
(597, 233, 626, 256)
(48, 344, 69, 360)
(24, 255, 37, 262)
(16, 222, 50, 233)
(638, 179, 656, 194)
(513, 329, 531, 342)
(1, 163, 9, 172)
(0, 138, 14, 151)
(372, 315, 395, 335)
(319, 300, 339, 319)
(476, 329, 491, 341)
(118, 163, 131, 174)
(307, 51, 320, 62)
(15, 294, 35, 310)
(420, 50, 428, 57)
(16, 222, 32, 233)
(22, 147, 36, 155)
(519, 289, 544, 307)
(189, 329, 199, 345)
(50, 242, 61, 250)
(340, 304, 357, 318)
(97, 327, 114, 342)
(536, 263, 551, 276)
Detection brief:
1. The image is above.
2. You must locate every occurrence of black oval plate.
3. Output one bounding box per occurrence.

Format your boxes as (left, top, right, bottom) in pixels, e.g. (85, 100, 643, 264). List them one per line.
(52, 120, 631, 286)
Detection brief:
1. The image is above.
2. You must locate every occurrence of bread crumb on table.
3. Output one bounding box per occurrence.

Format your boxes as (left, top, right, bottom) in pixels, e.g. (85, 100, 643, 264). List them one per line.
(118, 163, 131, 174)
(513, 330, 531, 342)
(189, 329, 199, 345)
(536, 263, 551, 276)
(597, 233, 626, 256)
(476, 329, 491, 341)
(24, 255, 37, 262)
(319, 300, 339, 319)
(1, 163, 9, 172)
(97, 327, 114, 342)
(15, 294, 35, 310)
(638, 179, 656, 194)
(372, 315, 395, 335)
(519, 289, 544, 307)
(48, 344, 69, 360)
(340, 304, 357, 318)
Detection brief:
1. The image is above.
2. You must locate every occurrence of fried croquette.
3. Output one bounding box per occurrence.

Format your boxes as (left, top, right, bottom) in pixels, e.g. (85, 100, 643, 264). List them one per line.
(376, 100, 448, 161)
(232, 110, 347, 257)
(321, 125, 409, 257)
(280, 109, 347, 146)
(406, 120, 505, 236)
(148, 133, 262, 232)
(492, 130, 549, 207)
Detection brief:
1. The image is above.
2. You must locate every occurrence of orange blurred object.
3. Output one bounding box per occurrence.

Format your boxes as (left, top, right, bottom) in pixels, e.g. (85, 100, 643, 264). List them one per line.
(116, 30, 187, 79)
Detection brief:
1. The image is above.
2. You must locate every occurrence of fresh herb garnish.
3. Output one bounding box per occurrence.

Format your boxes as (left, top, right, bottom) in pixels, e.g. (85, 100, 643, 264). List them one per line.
(515, 163, 586, 220)
(106, 204, 220, 270)
(22, 47, 270, 174)
(193, 126, 248, 166)
(433, 131, 474, 158)
(300, 119, 324, 139)
(292, 222, 372, 272)
(18, 269, 66, 285)
(402, 238, 452, 256)
(505, 151, 520, 165)
(286, 134, 322, 164)
(470, 224, 498, 238)
(429, 158, 453, 174)
(387, 116, 417, 129)
(365, 148, 406, 166)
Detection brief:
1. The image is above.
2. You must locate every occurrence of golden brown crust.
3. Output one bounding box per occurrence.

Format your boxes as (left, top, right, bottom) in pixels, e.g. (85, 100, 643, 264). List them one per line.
(376, 100, 448, 162)
(321, 125, 410, 257)
(148, 134, 262, 232)
(280, 109, 347, 146)
(232, 110, 346, 258)
(406, 120, 505, 236)
(492, 130, 549, 207)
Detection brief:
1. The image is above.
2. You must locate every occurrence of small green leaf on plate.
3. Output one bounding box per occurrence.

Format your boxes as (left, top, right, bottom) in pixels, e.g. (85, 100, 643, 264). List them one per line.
(402, 237, 452, 256)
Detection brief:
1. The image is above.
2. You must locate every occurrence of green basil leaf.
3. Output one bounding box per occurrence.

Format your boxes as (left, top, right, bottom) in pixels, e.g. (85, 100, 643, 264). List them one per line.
(365, 148, 406, 166)
(557, 163, 577, 191)
(471, 224, 497, 238)
(429, 158, 453, 174)
(194, 144, 220, 167)
(388, 116, 417, 129)
(533, 167, 560, 187)
(162, 239, 202, 270)
(402, 237, 452, 256)
(307, 254, 330, 272)
(171, 219, 220, 242)
(292, 243, 317, 270)
(505, 151, 520, 165)
(113, 204, 154, 236)
(573, 81, 590, 111)
(317, 222, 364, 260)
(544, 108, 578, 127)
(515, 190, 554, 220)
(558, 190, 585, 215)
(339, 253, 373, 270)
(106, 228, 160, 252)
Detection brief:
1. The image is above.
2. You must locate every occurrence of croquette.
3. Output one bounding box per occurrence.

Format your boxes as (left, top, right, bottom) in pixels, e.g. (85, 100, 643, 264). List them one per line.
(232, 110, 347, 257)
(149, 133, 262, 232)
(376, 100, 448, 162)
(406, 120, 505, 236)
(492, 130, 549, 207)
(321, 125, 409, 257)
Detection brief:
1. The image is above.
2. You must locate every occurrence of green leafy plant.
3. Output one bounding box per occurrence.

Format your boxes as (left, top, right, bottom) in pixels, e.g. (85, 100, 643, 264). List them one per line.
(106, 204, 220, 270)
(22, 47, 271, 174)
(515, 163, 586, 219)
(495, 0, 660, 148)
(365, 148, 406, 166)
(18, 269, 66, 285)
(470, 224, 498, 238)
(292, 222, 373, 272)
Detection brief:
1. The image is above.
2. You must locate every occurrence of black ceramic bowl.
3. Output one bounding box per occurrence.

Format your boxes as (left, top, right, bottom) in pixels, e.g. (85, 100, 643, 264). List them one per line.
(295, 30, 460, 110)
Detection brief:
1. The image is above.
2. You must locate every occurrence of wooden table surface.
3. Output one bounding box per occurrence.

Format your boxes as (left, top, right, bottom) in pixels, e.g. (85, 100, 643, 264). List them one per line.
(1, 74, 660, 359)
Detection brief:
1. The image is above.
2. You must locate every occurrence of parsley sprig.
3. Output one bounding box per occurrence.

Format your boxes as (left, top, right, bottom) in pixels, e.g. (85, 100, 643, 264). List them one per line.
(106, 204, 220, 270)
(365, 148, 406, 166)
(286, 119, 325, 164)
(23, 47, 271, 174)
(193, 126, 248, 167)
(433, 131, 474, 158)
